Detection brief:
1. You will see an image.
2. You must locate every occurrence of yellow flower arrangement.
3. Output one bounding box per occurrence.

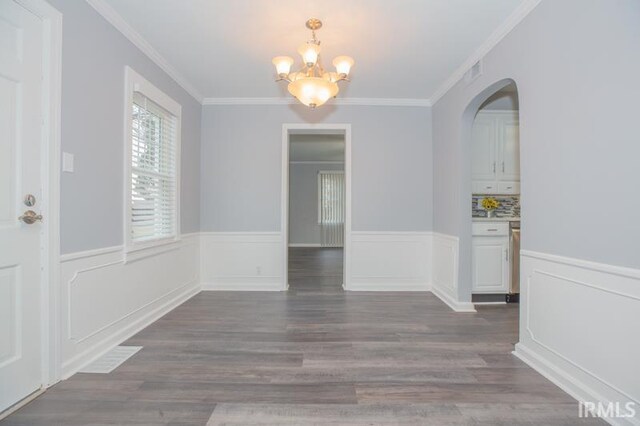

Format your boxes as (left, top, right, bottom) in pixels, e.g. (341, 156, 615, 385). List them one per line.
(481, 197, 500, 211)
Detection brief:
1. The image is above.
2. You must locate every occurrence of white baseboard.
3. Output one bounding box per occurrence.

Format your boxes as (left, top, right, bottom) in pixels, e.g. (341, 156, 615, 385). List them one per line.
(516, 250, 640, 426)
(59, 236, 200, 379)
(61, 281, 199, 379)
(430, 233, 475, 311)
(346, 281, 430, 292)
(202, 280, 283, 291)
(430, 285, 476, 312)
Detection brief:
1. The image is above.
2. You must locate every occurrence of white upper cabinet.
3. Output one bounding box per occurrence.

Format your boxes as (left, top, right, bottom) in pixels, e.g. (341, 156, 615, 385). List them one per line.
(471, 111, 520, 194)
(471, 115, 496, 181)
(499, 114, 520, 181)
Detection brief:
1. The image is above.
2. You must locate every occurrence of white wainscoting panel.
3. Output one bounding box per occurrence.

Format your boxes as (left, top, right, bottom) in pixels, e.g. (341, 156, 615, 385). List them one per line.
(514, 250, 640, 426)
(201, 232, 283, 291)
(60, 234, 200, 378)
(347, 232, 431, 291)
(431, 233, 475, 312)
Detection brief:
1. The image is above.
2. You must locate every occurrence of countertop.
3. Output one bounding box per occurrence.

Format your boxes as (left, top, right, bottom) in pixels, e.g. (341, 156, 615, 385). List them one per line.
(472, 217, 520, 222)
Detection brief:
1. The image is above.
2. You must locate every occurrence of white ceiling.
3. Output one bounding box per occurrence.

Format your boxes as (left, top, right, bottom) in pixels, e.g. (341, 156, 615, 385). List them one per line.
(290, 135, 345, 162)
(98, 0, 528, 101)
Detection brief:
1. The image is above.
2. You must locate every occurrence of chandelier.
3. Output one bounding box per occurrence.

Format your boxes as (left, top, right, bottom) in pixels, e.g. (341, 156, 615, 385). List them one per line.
(272, 18, 354, 108)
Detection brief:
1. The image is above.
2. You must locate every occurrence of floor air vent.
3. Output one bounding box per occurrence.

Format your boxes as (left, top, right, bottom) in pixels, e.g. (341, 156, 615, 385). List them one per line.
(79, 346, 142, 374)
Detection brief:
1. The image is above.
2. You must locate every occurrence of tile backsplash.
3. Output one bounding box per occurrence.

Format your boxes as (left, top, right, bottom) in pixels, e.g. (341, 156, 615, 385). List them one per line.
(472, 195, 520, 218)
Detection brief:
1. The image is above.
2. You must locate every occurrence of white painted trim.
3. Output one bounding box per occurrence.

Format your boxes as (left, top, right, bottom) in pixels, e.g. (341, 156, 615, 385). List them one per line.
(347, 282, 431, 292)
(60, 245, 124, 263)
(429, 0, 542, 104)
(123, 66, 182, 256)
(202, 281, 283, 292)
(85, 0, 204, 103)
(289, 161, 345, 165)
(431, 285, 477, 313)
(282, 124, 352, 291)
(200, 232, 282, 291)
(202, 97, 431, 107)
(200, 231, 281, 238)
(61, 281, 199, 379)
(515, 251, 640, 426)
(14, 0, 63, 389)
(513, 345, 637, 426)
(288, 243, 322, 248)
(521, 250, 640, 280)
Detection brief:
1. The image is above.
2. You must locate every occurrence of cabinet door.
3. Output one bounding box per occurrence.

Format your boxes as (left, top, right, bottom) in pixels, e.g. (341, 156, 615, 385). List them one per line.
(499, 115, 520, 182)
(472, 237, 510, 293)
(471, 115, 496, 182)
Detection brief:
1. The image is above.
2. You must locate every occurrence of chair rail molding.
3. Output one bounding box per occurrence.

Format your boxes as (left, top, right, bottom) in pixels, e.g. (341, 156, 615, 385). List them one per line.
(514, 250, 640, 426)
(59, 235, 200, 379)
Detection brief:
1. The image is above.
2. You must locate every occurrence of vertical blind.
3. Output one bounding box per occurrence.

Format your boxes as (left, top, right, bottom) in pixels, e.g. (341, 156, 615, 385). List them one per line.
(130, 92, 177, 242)
(318, 171, 345, 247)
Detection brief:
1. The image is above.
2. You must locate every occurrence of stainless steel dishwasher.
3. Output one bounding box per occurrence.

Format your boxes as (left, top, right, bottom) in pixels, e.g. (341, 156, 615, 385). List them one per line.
(508, 221, 520, 302)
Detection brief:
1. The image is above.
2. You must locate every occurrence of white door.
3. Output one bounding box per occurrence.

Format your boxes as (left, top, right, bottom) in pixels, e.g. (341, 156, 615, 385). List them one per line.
(471, 114, 496, 182)
(0, 1, 45, 413)
(499, 115, 520, 182)
(472, 237, 510, 293)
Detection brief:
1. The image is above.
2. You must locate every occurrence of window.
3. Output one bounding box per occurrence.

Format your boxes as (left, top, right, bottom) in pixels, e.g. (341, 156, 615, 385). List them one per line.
(318, 171, 345, 247)
(125, 67, 181, 250)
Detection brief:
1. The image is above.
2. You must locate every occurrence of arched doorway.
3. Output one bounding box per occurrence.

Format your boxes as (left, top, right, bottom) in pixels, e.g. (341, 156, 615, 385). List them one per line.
(458, 78, 521, 329)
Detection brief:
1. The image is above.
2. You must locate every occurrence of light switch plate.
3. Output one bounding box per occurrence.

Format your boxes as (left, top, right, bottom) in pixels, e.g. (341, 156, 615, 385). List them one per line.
(62, 152, 74, 173)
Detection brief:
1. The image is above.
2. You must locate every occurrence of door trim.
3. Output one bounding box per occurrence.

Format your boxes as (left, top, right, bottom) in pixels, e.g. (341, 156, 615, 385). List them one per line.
(13, 0, 63, 389)
(281, 124, 352, 290)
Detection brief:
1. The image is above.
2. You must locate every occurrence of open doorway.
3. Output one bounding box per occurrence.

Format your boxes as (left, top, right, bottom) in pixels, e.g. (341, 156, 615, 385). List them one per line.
(469, 83, 521, 307)
(281, 124, 351, 293)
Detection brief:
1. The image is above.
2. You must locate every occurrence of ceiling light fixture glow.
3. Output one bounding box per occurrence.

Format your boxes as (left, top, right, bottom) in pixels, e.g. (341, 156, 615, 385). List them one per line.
(272, 18, 354, 108)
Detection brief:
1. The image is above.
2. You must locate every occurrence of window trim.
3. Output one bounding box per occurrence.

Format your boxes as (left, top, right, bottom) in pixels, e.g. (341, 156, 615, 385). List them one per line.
(124, 66, 182, 254)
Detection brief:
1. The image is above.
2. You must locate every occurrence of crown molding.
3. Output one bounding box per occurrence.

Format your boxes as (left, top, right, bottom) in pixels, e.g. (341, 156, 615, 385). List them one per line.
(429, 0, 542, 105)
(86, 0, 204, 103)
(202, 97, 432, 107)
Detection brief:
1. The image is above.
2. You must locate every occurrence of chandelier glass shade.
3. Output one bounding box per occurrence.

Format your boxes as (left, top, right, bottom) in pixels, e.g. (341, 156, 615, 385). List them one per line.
(272, 19, 354, 108)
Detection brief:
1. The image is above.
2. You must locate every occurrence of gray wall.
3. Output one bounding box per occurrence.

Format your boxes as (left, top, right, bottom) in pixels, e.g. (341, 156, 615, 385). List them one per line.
(432, 0, 640, 299)
(200, 105, 433, 232)
(51, 0, 202, 254)
(289, 163, 344, 245)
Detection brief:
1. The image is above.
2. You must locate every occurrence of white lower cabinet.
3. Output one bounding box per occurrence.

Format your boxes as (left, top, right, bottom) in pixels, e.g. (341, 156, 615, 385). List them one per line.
(472, 233, 510, 294)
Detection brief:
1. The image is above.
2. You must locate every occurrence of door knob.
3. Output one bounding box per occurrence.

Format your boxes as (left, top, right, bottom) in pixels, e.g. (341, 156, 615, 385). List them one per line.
(18, 210, 43, 225)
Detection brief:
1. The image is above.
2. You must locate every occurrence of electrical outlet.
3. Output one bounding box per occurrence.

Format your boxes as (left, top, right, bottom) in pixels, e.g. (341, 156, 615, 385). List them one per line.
(256, 266, 262, 276)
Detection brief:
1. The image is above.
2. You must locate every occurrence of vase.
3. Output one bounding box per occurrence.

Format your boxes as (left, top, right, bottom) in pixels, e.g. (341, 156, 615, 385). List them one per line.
(486, 209, 496, 218)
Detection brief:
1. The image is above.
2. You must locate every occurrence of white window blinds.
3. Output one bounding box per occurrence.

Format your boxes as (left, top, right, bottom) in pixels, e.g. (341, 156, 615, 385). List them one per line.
(130, 92, 177, 243)
(318, 171, 345, 247)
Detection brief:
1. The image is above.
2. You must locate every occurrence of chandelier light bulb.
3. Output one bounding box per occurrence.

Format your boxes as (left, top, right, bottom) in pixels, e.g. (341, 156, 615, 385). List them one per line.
(272, 56, 294, 77)
(298, 42, 321, 66)
(332, 56, 354, 76)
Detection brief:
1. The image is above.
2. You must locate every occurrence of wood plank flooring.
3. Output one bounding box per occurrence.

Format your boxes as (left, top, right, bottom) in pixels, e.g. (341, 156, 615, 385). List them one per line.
(1, 248, 602, 425)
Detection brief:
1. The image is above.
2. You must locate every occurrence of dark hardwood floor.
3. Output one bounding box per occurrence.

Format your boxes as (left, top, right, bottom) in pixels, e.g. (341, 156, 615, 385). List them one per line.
(1, 247, 601, 425)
